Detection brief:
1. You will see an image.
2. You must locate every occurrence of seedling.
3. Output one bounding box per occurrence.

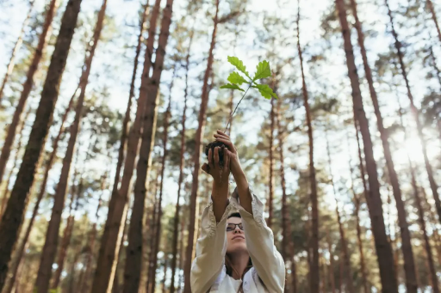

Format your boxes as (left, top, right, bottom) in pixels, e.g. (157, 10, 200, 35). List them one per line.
(205, 56, 278, 163)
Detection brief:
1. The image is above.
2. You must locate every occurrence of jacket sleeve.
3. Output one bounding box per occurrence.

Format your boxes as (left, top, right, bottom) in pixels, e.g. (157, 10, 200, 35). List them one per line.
(190, 200, 234, 293)
(231, 188, 286, 293)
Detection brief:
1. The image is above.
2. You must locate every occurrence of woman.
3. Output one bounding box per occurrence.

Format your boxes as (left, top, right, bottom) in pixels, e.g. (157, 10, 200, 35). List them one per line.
(191, 130, 285, 293)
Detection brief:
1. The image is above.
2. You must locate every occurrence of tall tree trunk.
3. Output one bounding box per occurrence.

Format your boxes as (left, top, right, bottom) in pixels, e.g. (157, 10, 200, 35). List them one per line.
(0, 91, 76, 293)
(326, 230, 336, 293)
(122, 0, 174, 290)
(296, 3, 319, 291)
(346, 133, 370, 293)
(34, 2, 106, 291)
(276, 100, 297, 293)
(350, 0, 417, 290)
(183, 2, 220, 292)
(0, 0, 59, 187)
(426, 0, 441, 42)
(78, 170, 107, 293)
(0, 107, 30, 221)
(267, 97, 275, 229)
(91, 1, 159, 291)
(146, 185, 159, 293)
(0, 0, 35, 104)
(170, 28, 193, 293)
(385, 0, 441, 225)
(325, 128, 355, 292)
(177, 204, 186, 292)
(147, 69, 175, 293)
(0, 0, 82, 290)
(394, 93, 440, 292)
(335, 0, 398, 292)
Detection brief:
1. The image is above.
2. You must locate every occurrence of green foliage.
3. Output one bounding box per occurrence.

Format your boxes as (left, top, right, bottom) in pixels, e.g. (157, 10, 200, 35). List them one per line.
(227, 71, 247, 85)
(253, 60, 271, 81)
(252, 84, 277, 100)
(227, 56, 250, 79)
(220, 83, 244, 91)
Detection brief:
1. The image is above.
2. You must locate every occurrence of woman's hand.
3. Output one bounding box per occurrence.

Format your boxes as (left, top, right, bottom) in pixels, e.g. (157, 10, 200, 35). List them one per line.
(201, 146, 230, 185)
(212, 130, 243, 178)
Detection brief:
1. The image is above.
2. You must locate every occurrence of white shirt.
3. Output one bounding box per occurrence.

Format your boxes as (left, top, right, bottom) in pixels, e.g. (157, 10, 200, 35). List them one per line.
(190, 189, 285, 293)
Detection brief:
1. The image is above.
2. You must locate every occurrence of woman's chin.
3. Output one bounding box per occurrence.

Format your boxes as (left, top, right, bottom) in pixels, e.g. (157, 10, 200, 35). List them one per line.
(228, 242, 248, 254)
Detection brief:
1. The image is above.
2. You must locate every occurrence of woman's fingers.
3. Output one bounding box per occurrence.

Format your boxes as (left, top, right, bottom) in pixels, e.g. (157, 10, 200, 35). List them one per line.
(208, 148, 214, 168)
(223, 148, 230, 172)
(214, 137, 235, 152)
(214, 133, 230, 141)
(201, 163, 210, 174)
(214, 146, 220, 165)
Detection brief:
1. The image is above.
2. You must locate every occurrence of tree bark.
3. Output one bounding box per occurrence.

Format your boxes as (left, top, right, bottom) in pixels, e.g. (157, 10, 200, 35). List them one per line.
(0, 1, 82, 290)
(335, 0, 398, 291)
(170, 28, 193, 293)
(385, 0, 441, 225)
(326, 230, 336, 293)
(122, 0, 174, 290)
(267, 98, 275, 229)
(0, 0, 59, 187)
(0, 0, 35, 104)
(183, 2, 220, 292)
(350, 0, 417, 290)
(146, 186, 159, 293)
(296, 3, 319, 290)
(325, 128, 355, 293)
(34, 1, 106, 291)
(426, 0, 441, 43)
(91, 1, 158, 291)
(147, 69, 174, 293)
(0, 107, 30, 221)
(275, 100, 297, 293)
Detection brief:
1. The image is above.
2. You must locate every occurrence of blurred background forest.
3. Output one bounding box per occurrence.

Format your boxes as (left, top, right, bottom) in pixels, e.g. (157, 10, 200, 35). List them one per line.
(0, 0, 440, 292)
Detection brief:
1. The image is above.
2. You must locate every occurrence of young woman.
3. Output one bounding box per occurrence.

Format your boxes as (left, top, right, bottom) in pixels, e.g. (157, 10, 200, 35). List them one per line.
(190, 130, 285, 293)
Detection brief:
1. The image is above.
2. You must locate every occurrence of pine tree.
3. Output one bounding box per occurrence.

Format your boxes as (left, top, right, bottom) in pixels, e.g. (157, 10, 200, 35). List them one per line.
(0, 0, 59, 187)
(334, 0, 398, 291)
(0, 1, 82, 290)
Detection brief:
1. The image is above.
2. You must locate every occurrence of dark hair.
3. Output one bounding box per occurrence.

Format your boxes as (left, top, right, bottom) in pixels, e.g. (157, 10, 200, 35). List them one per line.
(228, 212, 241, 219)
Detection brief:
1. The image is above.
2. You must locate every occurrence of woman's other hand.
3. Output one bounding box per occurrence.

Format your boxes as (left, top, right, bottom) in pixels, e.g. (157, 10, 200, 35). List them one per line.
(201, 146, 230, 185)
(213, 130, 243, 178)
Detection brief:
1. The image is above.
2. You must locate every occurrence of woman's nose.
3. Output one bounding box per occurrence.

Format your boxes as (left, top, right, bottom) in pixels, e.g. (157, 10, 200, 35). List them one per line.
(234, 227, 242, 233)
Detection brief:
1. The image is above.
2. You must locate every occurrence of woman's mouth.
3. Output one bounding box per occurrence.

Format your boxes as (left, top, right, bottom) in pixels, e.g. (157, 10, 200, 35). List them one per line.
(232, 235, 245, 240)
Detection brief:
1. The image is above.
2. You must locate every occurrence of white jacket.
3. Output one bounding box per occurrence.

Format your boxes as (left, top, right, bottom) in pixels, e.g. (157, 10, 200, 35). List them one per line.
(190, 189, 285, 293)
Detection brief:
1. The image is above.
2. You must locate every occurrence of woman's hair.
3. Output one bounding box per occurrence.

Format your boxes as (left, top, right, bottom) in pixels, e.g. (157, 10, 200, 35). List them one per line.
(228, 212, 241, 219)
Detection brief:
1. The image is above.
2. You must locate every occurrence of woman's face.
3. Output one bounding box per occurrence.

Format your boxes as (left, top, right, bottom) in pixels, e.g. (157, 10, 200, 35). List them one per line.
(226, 217, 247, 254)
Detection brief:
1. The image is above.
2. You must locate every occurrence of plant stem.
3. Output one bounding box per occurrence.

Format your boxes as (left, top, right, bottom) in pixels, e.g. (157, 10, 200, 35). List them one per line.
(224, 84, 252, 134)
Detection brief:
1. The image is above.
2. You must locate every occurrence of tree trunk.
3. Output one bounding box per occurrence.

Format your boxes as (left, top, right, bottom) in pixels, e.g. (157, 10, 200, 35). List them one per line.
(346, 134, 370, 293)
(0, 0, 82, 290)
(0, 90, 76, 293)
(146, 187, 159, 293)
(147, 69, 175, 293)
(296, 4, 319, 291)
(0, 107, 30, 221)
(177, 204, 186, 292)
(122, 0, 174, 291)
(350, 0, 417, 290)
(267, 98, 275, 229)
(182, 1, 220, 292)
(326, 231, 336, 293)
(395, 93, 440, 292)
(0, 0, 35, 104)
(91, 1, 159, 291)
(275, 100, 297, 293)
(170, 28, 193, 293)
(385, 0, 441, 225)
(0, 0, 59, 187)
(426, 0, 441, 43)
(161, 257, 168, 293)
(34, 1, 106, 291)
(325, 128, 355, 292)
(335, 0, 398, 292)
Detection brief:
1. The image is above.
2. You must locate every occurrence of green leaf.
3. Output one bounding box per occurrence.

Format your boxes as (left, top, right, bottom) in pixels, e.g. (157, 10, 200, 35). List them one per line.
(253, 60, 271, 81)
(220, 84, 244, 91)
(252, 84, 278, 99)
(227, 56, 250, 79)
(227, 71, 247, 85)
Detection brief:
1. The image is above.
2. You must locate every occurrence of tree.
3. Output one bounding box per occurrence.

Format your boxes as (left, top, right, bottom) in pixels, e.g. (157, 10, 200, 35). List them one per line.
(122, 0, 175, 290)
(0, 0, 35, 104)
(383, 0, 441, 226)
(91, 0, 154, 291)
(0, 0, 59, 187)
(334, 0, 398, 291)
(296, 1, 319, 290)
(34, 1, 107, 291)
(0, 0, 82, 290)
(349, 0, 418, 290)
(183, 2, 220, 291)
